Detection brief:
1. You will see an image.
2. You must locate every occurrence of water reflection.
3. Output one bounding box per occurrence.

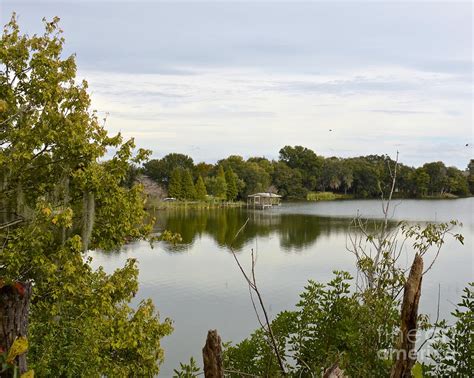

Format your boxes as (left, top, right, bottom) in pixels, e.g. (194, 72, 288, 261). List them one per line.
(153, 208, 352, 252)
(92, 199, 472, 376)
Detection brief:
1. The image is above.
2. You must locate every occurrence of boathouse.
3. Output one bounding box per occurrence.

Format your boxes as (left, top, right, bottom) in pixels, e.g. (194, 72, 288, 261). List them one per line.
(247, 192, 282, 209)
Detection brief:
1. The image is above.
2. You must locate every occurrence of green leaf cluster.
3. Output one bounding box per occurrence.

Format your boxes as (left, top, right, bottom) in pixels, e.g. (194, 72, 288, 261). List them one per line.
(424, 283, 473, 376)
(0, 14, 171, 374)
(224, 271, 398, 377)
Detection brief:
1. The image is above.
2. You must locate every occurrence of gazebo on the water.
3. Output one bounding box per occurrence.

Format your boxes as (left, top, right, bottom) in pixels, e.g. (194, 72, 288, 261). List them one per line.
(247, 192, 282, 210)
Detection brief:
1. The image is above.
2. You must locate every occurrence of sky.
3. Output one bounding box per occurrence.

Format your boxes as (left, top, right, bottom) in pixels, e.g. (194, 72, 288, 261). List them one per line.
(1, 1, 472, 168)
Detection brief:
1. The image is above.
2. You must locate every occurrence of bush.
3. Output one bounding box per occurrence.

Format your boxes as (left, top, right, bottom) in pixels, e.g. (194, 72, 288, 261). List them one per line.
(223, 271, 397, 377)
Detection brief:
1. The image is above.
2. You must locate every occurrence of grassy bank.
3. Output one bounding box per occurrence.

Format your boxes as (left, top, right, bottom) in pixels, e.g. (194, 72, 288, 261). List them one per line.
(145, 198, 245, 210)
(306, 191, 353, 201)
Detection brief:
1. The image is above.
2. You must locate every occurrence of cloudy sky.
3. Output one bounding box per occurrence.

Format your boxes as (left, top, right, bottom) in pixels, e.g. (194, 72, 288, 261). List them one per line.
(1, 1, 472, 167)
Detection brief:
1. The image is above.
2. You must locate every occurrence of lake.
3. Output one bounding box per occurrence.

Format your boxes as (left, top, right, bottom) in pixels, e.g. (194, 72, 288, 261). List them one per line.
(90, 198, 473, 376)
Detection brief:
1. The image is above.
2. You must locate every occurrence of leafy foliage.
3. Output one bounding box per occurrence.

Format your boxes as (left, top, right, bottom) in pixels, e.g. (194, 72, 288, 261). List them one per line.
(425, 283, 473, 376)
(195, 175, 207, 201)
(181, 169, 197, 200)
(173, 357, 200, 377)
(29, 257, 173, 377)
(224, 215, 467, 376)
(144, 153, 194, 186)
(224, 271, 397, 377)
(225, 167, 238, 201)
(0, 14, 172, 374)
(143, 146, 472, 201)
(168, 168, 183, 199)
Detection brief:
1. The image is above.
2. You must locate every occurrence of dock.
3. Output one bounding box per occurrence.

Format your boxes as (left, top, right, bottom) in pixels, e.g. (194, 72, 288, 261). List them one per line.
(247, 192, 282, 210)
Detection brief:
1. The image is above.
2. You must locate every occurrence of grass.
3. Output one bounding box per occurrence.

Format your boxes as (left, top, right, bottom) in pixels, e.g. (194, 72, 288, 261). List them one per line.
(306, 191, 353, 201)
(421, 193, 459, 200)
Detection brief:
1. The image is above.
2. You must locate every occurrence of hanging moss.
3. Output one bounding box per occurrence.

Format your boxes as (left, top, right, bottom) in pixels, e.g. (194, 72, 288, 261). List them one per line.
(81, 191, 95, 251)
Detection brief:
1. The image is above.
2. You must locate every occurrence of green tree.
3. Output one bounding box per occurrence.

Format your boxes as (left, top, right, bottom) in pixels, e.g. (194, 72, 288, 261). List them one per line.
(446, 166, 469, 196)
(214, 165, 227, 200)
(320, 158, 342, 191)
(271, 161, 307, 199)
(423, 161, 448, 195)
(0, 15, 171, 376)
(468, 159, 474, 194)
(225, 167, 238, 201)
(412, 167, 430, 197)
(218, 155, 271, 198)
(349, 158, 380, 197)
(168, 168, 183, 199)
(181, 169, 197, 200)
(144, 153, 194, 186)
(194, 162, 213, 180)
(195, 175, 207, 201)
(339, 164, 354, 195)
(279, 146, 323, 191)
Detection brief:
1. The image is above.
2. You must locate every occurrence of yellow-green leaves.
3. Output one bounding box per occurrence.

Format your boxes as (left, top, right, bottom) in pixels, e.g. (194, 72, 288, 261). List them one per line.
(6, 337, 28, 364)
(1, 14, 166, 377)
(412, 362, 423, 378)
(20, 370, 34, 378)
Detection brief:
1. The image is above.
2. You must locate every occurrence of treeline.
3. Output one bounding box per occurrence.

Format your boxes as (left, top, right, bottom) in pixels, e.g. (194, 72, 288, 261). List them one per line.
(141, 146, 474, 200)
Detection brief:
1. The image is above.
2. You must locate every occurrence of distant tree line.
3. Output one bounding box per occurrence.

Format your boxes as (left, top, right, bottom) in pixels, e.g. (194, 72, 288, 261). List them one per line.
(141, 147, 474, 200)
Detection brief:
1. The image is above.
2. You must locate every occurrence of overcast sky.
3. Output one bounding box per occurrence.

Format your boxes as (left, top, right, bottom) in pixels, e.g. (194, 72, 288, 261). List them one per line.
(1, 1, 472, 167)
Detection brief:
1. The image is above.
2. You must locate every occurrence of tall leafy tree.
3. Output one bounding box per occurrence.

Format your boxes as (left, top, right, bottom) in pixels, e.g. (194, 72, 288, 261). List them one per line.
(468, 160, 474, 194)
(194, 161, 213, 180)
(412, 168, 430, 197)
(0, 15, 172, 375)
(423, 161, 448, 195)
(446, 166, 469, 196)
(195, 175, 207, 201)
(225, 167, 238, 201)
(272, 161, 307, 199)
(168, 168, 183, 199)
(144, 153, 194, 186)
(214, 166, 227, 200)
(279, 146, 323, 191)
(181, 169, 197, 200)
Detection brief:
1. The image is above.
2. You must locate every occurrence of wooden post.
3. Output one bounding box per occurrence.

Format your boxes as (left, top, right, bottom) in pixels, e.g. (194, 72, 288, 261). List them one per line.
(202, 329, 223, 378)
(391, 254, 423, 378)
(0, 281, 32, 374)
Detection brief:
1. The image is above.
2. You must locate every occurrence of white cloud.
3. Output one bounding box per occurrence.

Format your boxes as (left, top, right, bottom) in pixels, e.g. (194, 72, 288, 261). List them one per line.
(80, 65, 472, 167)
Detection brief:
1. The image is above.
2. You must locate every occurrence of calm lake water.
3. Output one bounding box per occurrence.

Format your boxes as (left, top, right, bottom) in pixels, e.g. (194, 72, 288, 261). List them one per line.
(90, 198, 473, 376)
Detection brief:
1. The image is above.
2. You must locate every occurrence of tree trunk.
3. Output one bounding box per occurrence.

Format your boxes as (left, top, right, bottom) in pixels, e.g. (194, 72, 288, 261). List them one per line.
(202, 329, 223, 378)
(391, 255, 423, 378)
(0, 281, 32, 375)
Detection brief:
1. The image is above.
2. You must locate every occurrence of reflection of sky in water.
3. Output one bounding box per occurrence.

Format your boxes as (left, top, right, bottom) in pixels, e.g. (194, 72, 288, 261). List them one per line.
(90, 199, 473, 376)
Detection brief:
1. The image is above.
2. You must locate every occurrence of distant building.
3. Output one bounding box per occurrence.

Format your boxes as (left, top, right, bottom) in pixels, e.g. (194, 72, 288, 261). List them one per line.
(247, 192, 282, 209)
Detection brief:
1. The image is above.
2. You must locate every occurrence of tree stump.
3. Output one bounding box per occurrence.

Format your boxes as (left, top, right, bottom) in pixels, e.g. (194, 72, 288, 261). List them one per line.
(323, 363, 346, 378)
(391, 254, 423, 378)
(202, 329, 223, 378)
(0, 281, 32, 375)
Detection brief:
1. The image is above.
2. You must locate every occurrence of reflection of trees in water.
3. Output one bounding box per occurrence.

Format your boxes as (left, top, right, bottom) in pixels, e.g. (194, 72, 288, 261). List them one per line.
(153, 208, 351, 252)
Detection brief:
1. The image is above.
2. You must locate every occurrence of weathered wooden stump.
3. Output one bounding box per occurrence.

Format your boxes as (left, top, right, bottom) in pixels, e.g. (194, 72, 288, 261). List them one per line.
(202, 329, 223, 378)
(323, 363, 346, 378)
(391, 254, 423, 378)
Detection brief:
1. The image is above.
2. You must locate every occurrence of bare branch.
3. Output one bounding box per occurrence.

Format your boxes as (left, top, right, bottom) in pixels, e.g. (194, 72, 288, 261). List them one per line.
(229, 218, 287, 375)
